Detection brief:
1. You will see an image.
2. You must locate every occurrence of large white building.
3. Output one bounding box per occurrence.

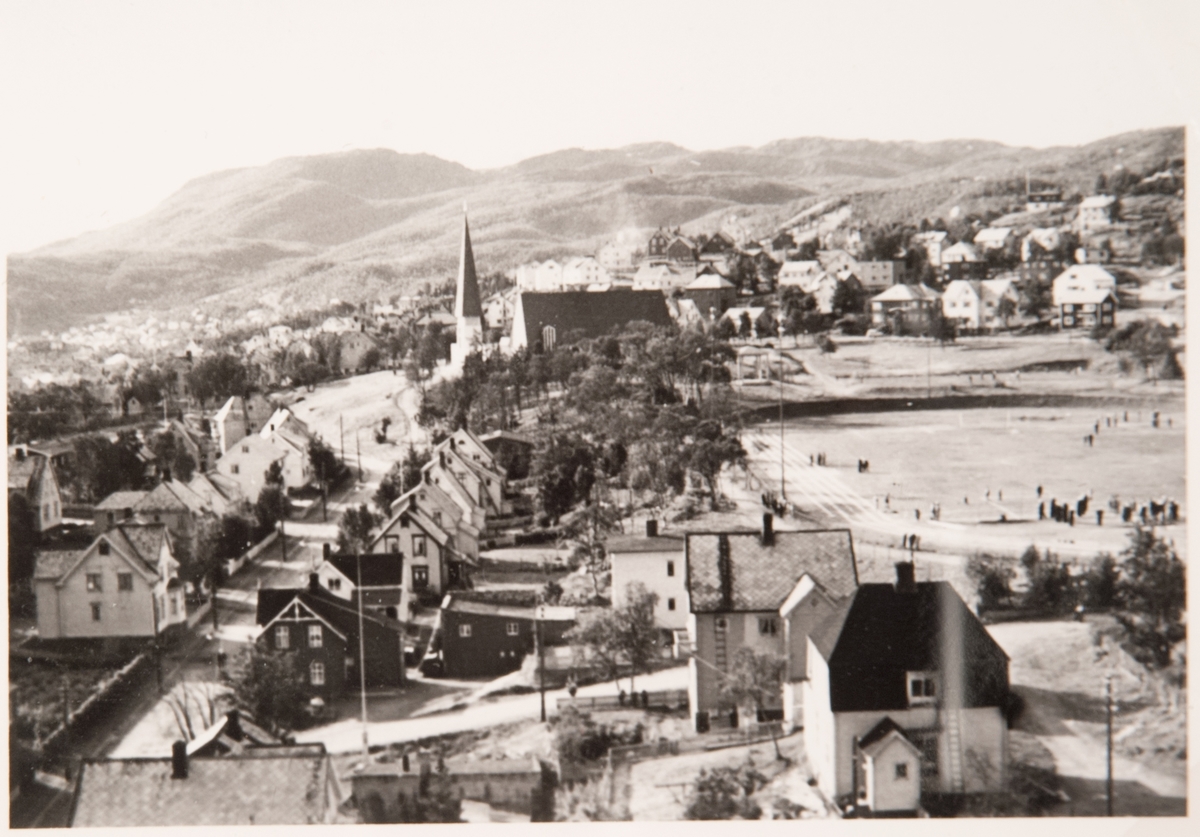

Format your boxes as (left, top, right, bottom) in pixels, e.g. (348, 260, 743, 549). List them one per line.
(608, 521, 688, 631)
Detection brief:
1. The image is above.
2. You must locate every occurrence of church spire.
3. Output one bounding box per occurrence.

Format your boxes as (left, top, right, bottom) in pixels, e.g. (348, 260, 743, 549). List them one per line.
(455, 211, 483, 320)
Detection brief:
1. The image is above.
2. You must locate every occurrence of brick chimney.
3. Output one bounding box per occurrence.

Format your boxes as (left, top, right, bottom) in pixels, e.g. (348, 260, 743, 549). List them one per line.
(645, 519, 658, 538)
(895, 561, 916, 594)
(761, 513, 774, 547)
(309, 572, 321, 593)
(226, 709, 242, 740)
(717, 535, 733, 610)
(171, 740, 188, 779)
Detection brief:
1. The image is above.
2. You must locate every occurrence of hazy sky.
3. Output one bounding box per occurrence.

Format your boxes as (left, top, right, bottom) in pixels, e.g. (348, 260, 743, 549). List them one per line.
(2, 0, 1196, 254)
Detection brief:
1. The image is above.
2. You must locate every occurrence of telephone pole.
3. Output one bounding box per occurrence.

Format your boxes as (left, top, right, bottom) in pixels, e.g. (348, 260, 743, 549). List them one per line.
(357, 552, 370, 764)
(1105, 674, 1114, 816)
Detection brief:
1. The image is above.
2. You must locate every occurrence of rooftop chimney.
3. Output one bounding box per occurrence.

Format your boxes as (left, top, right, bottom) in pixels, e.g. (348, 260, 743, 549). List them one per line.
(14, 446, 25, 461)
(226, 709, 243, 740)
(895, 561, 916, 594)
(171, 740, 188, 779)
(761, 513, 774, 547)
(323, 542, 331, 560)
(645, 519, 658, 538)
(309, 572, 320, 593)
(717, 535, 733, 610)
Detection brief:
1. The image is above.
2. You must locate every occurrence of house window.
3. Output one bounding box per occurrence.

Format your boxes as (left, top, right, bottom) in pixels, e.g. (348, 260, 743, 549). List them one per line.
(895, 762, 909, 779)
(309, 624, 323, 648)
(310, 661, 325, 685)
(384, 535, 401, 554)
(413, 535, 427, 557)
(907, 672, 937, 705)
(107, 512, 115, 526)
(170, 596, 178, 615)
(276, 625, 290, 649)
(99, 541, 110, 556)
(118, 573, 134, 591)
(542, 325, 557, 351)
(668, 598, 676, 611)
(506, 622, 520, 636)
(153, 514, 161, 523)
(328, 577, 342, 591)
(231, 464, 240, 474)
(242, 445, 249, 453)
(667, 560, 675, 577)
(412, 566, 429, 589)
(758, 617, 778, 636)
(86, 573, 103, 592)
(433, 511, 442, 527)
(90, 602, 102, 621)
(458, 623, 472, 638)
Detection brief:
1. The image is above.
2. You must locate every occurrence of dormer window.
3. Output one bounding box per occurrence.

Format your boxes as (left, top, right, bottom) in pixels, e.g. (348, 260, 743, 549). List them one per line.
(907, 671, 937, 706)
(99, 541, 110, 556)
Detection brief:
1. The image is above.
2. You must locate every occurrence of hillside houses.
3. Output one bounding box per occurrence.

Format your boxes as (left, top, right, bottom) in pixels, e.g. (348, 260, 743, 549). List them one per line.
(8, 446, 63, 534)
(34, 522, 187, 642)
(941, 279, 1019, 332)
(1078, 194, 1117, 232)
(869, 284, 942, 330)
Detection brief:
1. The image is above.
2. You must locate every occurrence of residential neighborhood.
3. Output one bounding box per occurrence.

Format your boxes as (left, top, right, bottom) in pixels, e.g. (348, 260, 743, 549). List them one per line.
(5, 42, 1187, 823)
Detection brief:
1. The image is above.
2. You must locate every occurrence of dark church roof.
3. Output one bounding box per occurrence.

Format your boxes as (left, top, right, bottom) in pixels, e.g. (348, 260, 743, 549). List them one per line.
(517, 290, 673, 347)
(325, 553, 403, 587)
(455, 216, 483, 319)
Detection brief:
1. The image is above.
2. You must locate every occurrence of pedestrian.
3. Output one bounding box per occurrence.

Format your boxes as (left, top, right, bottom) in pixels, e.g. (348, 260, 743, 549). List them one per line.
(1038, 502, 1044, 520)
(964, 496, 969, 504)
(1153, 411, 1160, 428)
(1068, 510, 1075, 526)
(1106, 417, 1111, 428)
(913, 535, 920, 551)
(1124, 411, 1129, 422)
(902, 534, 908, 549)
(1168, 417, 1172, 428)
(1037, 485, 1043, 497)
(1096, 510, 1104, 526)
(915, 509, 921, 520)
(986, 488, 991, 501)
(1094, 422, 1100, 434)
(998, 489, 1002, 502)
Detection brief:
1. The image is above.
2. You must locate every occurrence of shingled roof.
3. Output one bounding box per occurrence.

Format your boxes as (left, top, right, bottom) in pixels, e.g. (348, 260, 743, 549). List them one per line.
(516, 290, 673, 347)
(69, 745, 337, 826)
(324, 553, 404, 587)
(816, 580, 1010, 713)
(686, 528, 857, 613)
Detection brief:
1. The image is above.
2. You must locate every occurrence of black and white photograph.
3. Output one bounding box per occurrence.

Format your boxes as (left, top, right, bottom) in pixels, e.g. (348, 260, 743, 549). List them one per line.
(3, 0, 1194, 827)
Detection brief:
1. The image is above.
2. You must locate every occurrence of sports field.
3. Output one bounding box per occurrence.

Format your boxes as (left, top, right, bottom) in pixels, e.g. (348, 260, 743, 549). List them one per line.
(742, 400, 1185, 561)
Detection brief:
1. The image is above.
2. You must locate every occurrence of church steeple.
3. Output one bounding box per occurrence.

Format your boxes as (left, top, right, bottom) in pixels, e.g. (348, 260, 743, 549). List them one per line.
(455, 212, 483, 320)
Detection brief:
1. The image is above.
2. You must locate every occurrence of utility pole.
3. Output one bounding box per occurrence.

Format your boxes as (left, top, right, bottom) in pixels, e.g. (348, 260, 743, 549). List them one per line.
(340, 414, 345, 462)
(1106, 674, 1114, 816)
(278, 489, 287, 564)
(777, 305, 786, 500)
(356, 429, 362, 482)
(536, 604, 547, 722)
(927, 337, 932, 399)
(357, 552, 370, 764)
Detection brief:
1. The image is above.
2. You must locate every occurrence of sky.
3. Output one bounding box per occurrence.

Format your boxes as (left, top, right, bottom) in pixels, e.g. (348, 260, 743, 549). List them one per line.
(1, 0, 1196, 255)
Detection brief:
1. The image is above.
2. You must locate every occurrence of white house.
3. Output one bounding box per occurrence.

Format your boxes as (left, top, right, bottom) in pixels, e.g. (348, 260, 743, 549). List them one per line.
(972, 227, 1015, 252)
(777, 261, 822, 287)
(1051, 264, 1117, 307)
(608, 521, 687, 632)
(941, 279, 1019, 330)
(561, 256, 609, 289)
(912, 231, 948, 267)
(1078, 195, 1116, 232)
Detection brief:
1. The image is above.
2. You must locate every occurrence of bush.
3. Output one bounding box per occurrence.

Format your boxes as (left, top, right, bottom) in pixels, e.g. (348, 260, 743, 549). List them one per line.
(966, 553, 1016, 611)
(1019, 546, 1077, 617)
(684, 761, 768, 820)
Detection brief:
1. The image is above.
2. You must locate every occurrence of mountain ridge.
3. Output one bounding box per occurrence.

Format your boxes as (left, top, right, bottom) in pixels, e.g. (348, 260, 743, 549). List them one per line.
(7, 128, 1183, 336)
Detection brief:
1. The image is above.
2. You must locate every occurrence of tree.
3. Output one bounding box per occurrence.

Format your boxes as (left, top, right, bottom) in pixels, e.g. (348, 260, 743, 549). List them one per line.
(686, 419, 747, 510)
(966, 553, 1016, 611)
(254, 484, 291, 540)
(373, 462, 405, 516)
(1104, 320, 1181, 380)
(995, 295, 1017, 330)
(151, 429, 196, 483)
(567, 581, 661, 693)
(1113, 528, 1186, 669)
(684, 762, 768, 820)
(830, 279, 865, 318)
(1018, 281, 1053, 321)
(337, 503, 379, 555)
(163, 681, 228, 742)
(719, 648, 787, 760)
(1018, 546, 1076, 616)
(308, 437, 346, 487)
(535, 435, 596, 525)
(186, 353, 250, 409)
(230, 647, 310, 736)
(8, 494, 38, 617)
(71, 431, 146, 501)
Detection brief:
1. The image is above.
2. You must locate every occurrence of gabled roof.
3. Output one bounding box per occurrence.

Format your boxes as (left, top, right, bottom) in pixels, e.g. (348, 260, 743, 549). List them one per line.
(109, 523, 172, 573)
(369, 503, 451, 552)
(1058, 288, 1118, 304)
(858, 716, 920, 758)
(480, 429, 536, 448)
(940, 241, 981, 262)
(1080, 194, 1116, 208)
(517, 290, 673, 346)
(324, 553, 404, 588)
(95, 490, 150, 511)
(7, 451, 47, 492)
(444, 594, 576, 622)
(34, 550, 86, 580)
(69, 745, 335, 826)
(685, 273, 736, 290)
(871, 283, 941, 303)
(256, 584, 396, 637)
(973, 226, 1013, 244)
(137, 480, 210, 515)
(816, 581, 1009, 712)
(606, 534, 684, 554)
(686, 529, 857, 613)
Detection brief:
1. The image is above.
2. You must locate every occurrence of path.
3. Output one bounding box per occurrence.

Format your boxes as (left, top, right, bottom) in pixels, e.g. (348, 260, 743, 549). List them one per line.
(296, 666, 689, 754)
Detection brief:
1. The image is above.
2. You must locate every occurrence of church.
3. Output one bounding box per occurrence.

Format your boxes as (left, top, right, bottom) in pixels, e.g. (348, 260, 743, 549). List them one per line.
(449, 211, 485, 370)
